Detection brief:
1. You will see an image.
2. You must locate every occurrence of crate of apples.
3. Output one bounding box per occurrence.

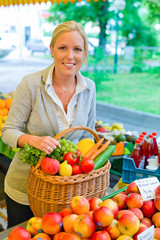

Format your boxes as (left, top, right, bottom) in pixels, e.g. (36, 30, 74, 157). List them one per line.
(8, 180, 160, 240)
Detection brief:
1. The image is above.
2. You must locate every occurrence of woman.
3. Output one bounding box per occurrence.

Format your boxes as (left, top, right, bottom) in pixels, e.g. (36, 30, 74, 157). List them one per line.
(1, 20, 96, 227)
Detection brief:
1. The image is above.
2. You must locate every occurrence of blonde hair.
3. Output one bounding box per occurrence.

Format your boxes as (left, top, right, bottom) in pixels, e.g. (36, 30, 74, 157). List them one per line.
(50, 20, 88, 65)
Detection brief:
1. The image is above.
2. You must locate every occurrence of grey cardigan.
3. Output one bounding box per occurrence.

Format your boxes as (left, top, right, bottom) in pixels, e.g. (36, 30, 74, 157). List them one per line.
(1, 64, 96, 204)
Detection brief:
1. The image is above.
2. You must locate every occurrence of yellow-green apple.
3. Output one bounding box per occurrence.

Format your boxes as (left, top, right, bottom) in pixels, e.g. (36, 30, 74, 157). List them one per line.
(154, 194, 160, 211)
(53, 232, 66, 240)
(112, 192, 127, 210)
(132, 223, 148, 240)
(42, 212, 62, 235)
(62, 214, 78, 233)
(126, 193, 143, 209)
(62, 233, 81, 240)
(154, 228, 160, 240)
(116, 235, 134, 240)
(155, 185, 160, 196)
(70, 196, 90, 214)
(89, 197, 103, 211)
(117, 209, 135, 220)
(141, 200, 156, 218)
(41, 157, 60, 175)
(33, 232, 51, 239)
(26, 216, 42, 236)
(59, 208, 72, 218)
(102, 219, 121, 239)
(152, 212, 160, 225)
(129, 208, 144, 221)
(8, 227, 31, 240)
(93, 206, 114, 227)
(140, 217, 152, 228)
(73, 213, 95, 238)
(90, 230, 111, 240)
(126, 182, 140, 194)
(117, 212, 140, 236)
(100, 199, 119, 218)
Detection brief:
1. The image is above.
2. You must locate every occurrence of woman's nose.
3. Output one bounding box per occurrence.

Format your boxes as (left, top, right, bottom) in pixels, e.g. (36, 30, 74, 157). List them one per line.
(66, 49, 74, 59)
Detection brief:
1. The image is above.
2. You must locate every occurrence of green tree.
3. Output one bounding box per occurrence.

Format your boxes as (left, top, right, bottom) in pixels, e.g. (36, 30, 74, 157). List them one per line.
(47, 1, 113, 52)
(121, 0, 158, 46)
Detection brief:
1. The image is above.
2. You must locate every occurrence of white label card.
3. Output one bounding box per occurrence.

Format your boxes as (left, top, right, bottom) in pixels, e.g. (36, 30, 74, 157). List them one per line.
(135, 177, 159, 201)
(137, 225, 154, 240)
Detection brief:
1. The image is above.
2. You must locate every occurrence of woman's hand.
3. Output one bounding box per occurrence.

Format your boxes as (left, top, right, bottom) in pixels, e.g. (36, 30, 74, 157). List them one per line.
(32, 136, 61, 154)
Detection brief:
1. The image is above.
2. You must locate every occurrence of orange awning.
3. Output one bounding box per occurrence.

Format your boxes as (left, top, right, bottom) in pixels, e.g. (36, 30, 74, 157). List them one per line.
(0, 0, 106, 6)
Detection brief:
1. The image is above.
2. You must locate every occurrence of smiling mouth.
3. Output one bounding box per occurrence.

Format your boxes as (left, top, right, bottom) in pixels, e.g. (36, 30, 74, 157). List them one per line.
(63, 63, 75, 66)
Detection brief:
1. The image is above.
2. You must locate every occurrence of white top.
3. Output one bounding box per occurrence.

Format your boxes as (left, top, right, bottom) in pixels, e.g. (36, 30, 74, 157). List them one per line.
(45, 64, 87, 132)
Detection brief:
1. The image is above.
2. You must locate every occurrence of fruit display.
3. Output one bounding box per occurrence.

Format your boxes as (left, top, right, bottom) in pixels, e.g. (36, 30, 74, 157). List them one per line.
(15, 137, 115, 177)
(8, 180, 160, 239)
(0, 97, 13, 136)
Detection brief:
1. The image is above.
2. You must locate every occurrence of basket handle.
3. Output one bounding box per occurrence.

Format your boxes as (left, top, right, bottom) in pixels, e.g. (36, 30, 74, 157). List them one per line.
(54, 125, 100, 142)
(31, 126, 100, 172)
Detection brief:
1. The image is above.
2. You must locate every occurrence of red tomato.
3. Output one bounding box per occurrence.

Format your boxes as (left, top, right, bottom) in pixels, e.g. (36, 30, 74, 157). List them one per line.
(81, 158, 94, 173)
(72, 165, 83, 175)
(76, 149, 81, 156)
(64, 152, 78, 165)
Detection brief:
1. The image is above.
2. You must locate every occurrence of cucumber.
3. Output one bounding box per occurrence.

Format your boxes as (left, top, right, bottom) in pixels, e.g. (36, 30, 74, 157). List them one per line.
(94, 145, 116, 170)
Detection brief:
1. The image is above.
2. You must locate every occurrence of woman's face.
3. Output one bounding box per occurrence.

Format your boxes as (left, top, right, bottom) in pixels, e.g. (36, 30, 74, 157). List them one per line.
(51, 31, 85, 78)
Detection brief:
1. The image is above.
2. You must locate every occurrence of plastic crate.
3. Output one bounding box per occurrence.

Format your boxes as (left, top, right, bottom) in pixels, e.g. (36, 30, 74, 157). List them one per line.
(101, 186, 127, 201)
(0, 137, 15, 159)
(110, 156, 123, 174)
(122, 156, 160, 183)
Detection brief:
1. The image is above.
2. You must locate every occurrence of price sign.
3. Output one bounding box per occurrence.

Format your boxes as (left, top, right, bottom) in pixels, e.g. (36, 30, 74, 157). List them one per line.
(137, 225, 154, 240)
(135, 177, 159, 201)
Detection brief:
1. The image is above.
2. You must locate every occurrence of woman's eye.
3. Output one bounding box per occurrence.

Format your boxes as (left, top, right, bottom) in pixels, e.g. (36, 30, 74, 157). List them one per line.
(59, 47, 66, 50)
(75, 48, 82, 52)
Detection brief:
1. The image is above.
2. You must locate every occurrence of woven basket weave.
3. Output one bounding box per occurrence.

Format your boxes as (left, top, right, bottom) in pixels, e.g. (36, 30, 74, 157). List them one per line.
(27, 126, 111, 217)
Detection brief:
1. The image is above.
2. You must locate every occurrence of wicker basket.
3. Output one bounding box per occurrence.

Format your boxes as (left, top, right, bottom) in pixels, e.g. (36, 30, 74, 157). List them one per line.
(27, 126, 111, 217)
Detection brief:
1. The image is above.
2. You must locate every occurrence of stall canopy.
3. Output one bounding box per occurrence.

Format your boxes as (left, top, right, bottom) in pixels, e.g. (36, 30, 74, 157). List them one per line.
(0, 0, 106, 6)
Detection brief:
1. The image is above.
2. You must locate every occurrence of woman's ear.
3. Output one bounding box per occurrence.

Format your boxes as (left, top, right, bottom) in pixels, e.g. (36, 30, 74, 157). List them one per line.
(50, 44, 54, 58)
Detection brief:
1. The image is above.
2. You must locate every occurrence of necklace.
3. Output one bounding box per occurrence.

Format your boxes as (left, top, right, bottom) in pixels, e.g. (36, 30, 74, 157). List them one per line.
(54, 79, 75, 106)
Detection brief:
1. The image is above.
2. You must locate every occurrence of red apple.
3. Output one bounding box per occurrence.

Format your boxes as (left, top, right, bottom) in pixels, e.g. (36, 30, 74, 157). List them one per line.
(93, 206, 114, 227)
(41, 157, 59, 175)
(102, 219, 121, 239)
(154, 228, 160, 240)
(100, 199, 119, 218)
(85, 210, 94, 219)
(129, 208, 144, 222)
(90, 230, 111, 240)
(62, 233, 82, 240)
(126, 193, 143, 209)
(26, 216, 42, 236)
(62, 214, 78, 233)
(53, 232, 66, 240)
(59, 208, 72, 218)
(117, 212, 140, 236)
(117, 209, 135, 220)
(126, 182, 140, 194)
(89, 197, 103, 211)
(154, 193, 160, 211)
(132, 223, 148, 240)
(42, 212, 62, 235)
(112, 193, 127, 210)
(155, 214, 160, 228)
(8, 227, 31, 240)
(73, 214, 95, 238)
(155, 185, 160, 196)
(141, 217, 152, 228)
(33, 232, 51, 239)
(70, 196, 90, 214)
(141, 200, 156, 218)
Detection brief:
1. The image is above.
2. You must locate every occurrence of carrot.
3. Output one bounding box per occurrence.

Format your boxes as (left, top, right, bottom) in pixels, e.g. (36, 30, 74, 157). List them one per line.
(90, 140, 111, 160)
(84, 138, 104, 158)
